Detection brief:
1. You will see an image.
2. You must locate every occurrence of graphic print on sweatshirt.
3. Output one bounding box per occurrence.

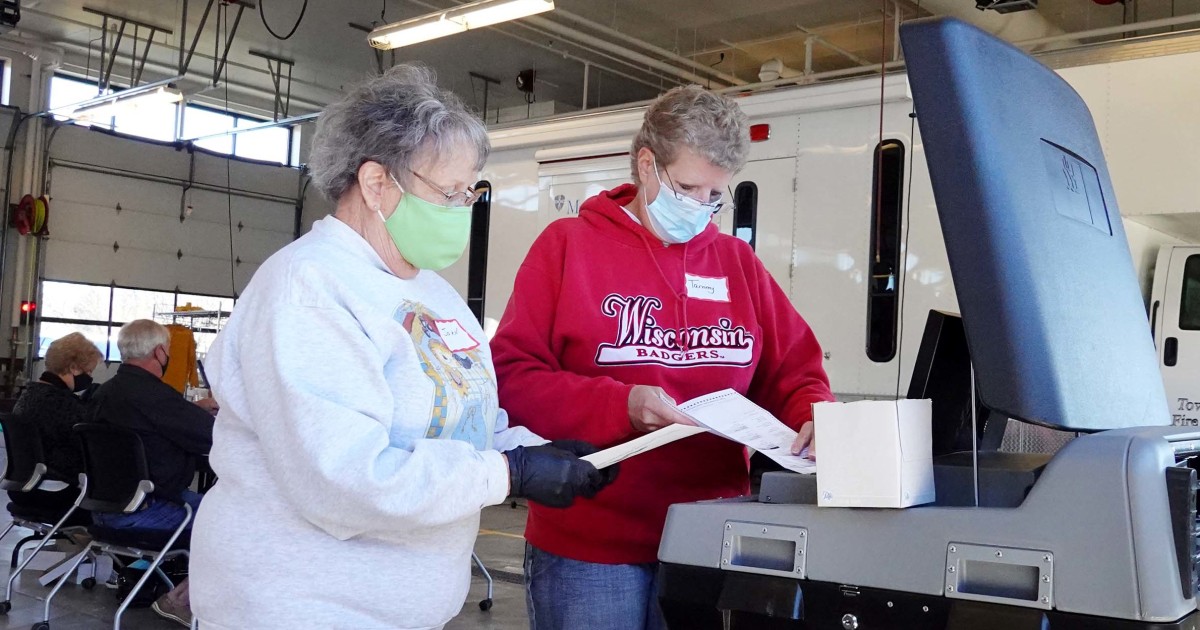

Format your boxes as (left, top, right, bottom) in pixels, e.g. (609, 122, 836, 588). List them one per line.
(594, 293, 755, 368)
(395, 300, 497, 449)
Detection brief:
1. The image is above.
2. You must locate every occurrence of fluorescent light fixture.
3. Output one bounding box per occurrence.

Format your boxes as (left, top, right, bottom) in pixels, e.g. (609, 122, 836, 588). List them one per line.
(455, 0, 554, 28)
(370, 15, 466, 49)
(68, 85, 184, 122)
(369, 0, 554, 50)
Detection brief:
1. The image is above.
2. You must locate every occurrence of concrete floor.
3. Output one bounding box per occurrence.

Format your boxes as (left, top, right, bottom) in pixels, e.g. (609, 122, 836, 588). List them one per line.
(0, 502, 532, 630)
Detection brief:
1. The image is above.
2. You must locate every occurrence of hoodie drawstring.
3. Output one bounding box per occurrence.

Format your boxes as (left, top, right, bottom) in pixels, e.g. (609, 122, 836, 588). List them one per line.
(636, 231, 692, 353)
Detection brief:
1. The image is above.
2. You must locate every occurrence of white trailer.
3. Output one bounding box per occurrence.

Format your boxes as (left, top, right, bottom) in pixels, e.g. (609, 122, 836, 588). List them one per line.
(447, 35, 1200, 418)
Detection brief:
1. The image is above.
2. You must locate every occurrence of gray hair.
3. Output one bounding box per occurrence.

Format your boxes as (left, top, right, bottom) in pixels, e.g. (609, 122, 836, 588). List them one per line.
(117, 319, 169, 362)
(630, 85, 750, 183)
(307, 64, 490, 200)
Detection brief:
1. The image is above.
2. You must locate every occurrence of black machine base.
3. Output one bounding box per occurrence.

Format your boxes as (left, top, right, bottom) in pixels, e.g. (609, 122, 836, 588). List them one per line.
(658, 563, 1200, 630)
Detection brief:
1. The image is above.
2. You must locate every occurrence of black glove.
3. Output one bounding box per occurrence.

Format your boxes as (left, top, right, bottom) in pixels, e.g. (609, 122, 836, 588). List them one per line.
(547, 440, 620, 487)
(505, 442, 614, 508)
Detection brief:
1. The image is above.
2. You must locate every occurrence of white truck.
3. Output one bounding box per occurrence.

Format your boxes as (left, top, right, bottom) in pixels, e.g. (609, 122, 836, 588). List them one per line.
(1152, 245, 1200, 425)
(444, 32, 1200, 422)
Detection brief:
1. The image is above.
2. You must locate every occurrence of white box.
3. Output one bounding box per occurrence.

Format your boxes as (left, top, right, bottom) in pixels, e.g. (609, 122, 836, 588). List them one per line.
(72, 555, 114, 585)
(18, 549, 67, 572)
(37, 552, 114, 587)
(814, 399, 935, 508)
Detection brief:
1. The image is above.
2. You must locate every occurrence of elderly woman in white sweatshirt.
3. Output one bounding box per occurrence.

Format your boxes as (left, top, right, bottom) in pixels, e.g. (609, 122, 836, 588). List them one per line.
(189, 64, 615, 630)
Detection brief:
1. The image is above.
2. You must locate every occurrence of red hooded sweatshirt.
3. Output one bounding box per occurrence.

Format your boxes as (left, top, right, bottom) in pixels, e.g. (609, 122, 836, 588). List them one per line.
(492, 184, 835, 564)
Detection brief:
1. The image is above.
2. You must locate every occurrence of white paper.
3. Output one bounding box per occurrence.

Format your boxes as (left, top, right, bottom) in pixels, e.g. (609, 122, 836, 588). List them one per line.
(684, 274, 730, 302)
(680, 389, 816, 475)
(581, 423, 708, 469)
(580, 388, 816, 475)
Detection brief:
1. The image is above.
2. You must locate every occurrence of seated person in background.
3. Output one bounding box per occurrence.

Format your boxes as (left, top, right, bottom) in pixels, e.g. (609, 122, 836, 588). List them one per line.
(8, 332, 102, 514)
(90, 319, 216, 628)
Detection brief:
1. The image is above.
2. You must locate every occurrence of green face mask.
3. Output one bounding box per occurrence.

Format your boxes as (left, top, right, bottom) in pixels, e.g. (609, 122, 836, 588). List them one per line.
(377, 174, 473, 271)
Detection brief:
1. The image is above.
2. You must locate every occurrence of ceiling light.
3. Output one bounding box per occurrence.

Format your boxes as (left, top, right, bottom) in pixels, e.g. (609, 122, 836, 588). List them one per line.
(369, 0, 554, 50)
(69, 85, 184, 121)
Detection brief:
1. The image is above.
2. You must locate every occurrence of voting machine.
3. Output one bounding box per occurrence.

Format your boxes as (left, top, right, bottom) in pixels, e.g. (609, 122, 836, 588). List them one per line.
(656, 17, 1200, 630)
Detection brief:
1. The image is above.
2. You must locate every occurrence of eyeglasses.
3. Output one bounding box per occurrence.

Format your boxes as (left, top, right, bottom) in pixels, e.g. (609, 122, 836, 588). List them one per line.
(407, 169, 489, 207)
(658, 165, 730, 214)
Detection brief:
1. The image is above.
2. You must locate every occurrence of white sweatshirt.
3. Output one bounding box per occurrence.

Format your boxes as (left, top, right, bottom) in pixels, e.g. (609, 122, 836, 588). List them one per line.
(190, 217, 544, 630)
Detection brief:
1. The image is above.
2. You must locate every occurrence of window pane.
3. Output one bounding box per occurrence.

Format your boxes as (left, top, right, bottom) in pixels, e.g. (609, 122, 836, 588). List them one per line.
(234, 118, 289, 164)
(112, 287, 176, 324)
(733, 182, 758, 248)
(171, 294, 233, 336)
(194, 331, 218, 361)
(113, 98, 178, 142)
(1181, 255, 1200, 331)
(40, 281, 110, 321)
(183, 106, 234, 154)
(37, 322, 107, 360)
(48, 76, 101, 113)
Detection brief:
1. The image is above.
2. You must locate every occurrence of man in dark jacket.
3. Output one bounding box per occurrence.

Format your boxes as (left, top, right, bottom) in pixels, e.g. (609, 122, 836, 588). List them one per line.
(90, 318, 217, 627)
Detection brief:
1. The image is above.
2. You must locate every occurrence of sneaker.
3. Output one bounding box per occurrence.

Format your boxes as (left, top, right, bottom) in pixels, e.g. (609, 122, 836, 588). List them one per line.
(151, 594, 193, 628)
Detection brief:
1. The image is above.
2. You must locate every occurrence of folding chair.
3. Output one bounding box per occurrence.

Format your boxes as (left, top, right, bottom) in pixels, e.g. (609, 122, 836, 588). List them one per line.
(472, 551, 494, 611)
(39, 424, 192, 630)
(0, 412, 88, 616)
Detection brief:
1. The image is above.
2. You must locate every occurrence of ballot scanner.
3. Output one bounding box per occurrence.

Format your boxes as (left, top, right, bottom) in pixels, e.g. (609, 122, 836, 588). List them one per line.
(656, 17, 1200, 630)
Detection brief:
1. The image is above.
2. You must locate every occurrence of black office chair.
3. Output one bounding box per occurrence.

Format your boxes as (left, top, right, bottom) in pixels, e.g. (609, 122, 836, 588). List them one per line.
(38, 424, 192, 630)
(0, 412, 88, 616)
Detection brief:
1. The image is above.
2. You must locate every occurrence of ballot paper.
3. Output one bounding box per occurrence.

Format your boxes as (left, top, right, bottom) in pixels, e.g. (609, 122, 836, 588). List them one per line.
(680, 389, 817, 475)
(581, 389, 816, 475)
(581, 424, 709, 469)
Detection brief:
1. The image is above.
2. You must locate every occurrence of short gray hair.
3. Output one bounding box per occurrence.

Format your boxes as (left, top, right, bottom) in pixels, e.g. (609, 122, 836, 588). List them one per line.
(307, 64, 490, 200)
(117, 319, 168, 362)
(630, 85, 750, 183)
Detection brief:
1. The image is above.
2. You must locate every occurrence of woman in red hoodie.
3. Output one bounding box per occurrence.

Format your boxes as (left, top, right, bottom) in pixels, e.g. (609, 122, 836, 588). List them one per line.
(492, 85, 835, 630)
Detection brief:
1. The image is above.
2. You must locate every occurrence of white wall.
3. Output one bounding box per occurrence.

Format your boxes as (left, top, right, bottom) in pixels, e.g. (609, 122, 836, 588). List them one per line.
(1059, 51, 1200, 220)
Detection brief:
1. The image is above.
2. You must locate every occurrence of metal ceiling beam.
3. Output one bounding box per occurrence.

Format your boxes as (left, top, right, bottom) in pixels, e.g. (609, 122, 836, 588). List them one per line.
(392, 0, 685, 104)
(501, 19, 687, 88)
(521, 14, 730, 87)
(82, 6, 174, 91)
(395, 0, 721, 88)
(179, 0, 255, 85)
(81, 7, 173, 34)
(796, 23, 873, 67)
(1014, 12, 1200, 47)
(696, 15, 891, 58)
(550, 9, 748, 86)
(249, 49, 294, 121)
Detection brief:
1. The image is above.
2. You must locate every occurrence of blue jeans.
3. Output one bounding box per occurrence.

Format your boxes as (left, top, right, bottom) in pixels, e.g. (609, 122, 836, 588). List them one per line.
(524, 543, 667, 630)
(92, 489, 203, 531)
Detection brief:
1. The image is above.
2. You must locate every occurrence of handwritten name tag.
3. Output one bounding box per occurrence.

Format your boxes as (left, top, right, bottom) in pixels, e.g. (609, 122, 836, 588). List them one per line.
(434, 319, 480, 353)
(685, 274, 730, 302)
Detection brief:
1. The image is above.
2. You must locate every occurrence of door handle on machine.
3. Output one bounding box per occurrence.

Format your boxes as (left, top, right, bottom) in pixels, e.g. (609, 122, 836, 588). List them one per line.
(1165, 337, 1179, 367)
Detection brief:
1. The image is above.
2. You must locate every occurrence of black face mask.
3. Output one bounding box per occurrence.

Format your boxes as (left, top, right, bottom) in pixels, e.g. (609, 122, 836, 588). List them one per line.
(72, 373, 93, 393)
(158, 349, 170, 375)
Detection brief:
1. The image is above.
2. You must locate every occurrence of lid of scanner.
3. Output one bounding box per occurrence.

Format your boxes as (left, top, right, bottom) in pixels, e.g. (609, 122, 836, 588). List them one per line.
(900, 17, 1170, 431)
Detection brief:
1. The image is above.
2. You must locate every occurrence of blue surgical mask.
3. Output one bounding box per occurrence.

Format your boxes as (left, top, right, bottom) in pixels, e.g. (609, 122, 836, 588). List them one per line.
(643, 157, 717, 244)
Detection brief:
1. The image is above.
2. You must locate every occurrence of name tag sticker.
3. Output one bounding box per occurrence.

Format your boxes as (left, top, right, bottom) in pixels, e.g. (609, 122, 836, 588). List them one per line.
(434, 319, 480, 353)
(685, 274, 730, 302)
